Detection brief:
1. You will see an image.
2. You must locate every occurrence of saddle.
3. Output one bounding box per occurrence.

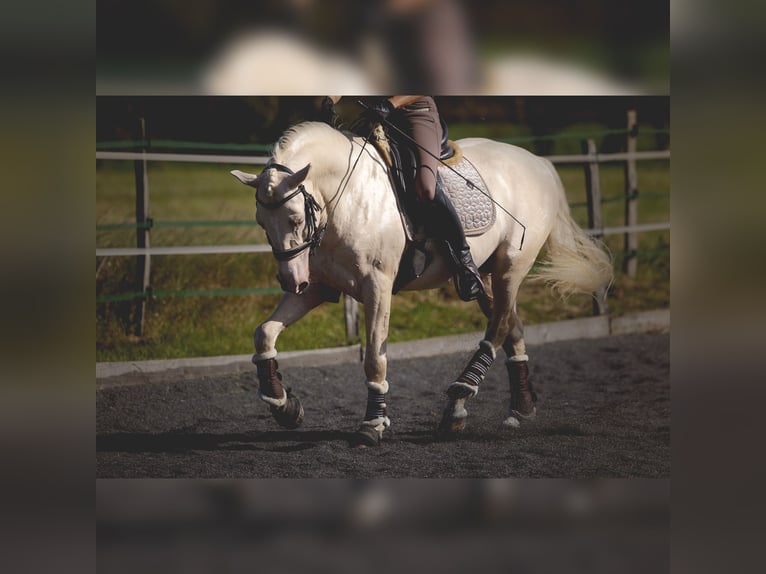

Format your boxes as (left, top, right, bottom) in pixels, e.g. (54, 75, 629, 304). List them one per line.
(370, 118, 496, 293)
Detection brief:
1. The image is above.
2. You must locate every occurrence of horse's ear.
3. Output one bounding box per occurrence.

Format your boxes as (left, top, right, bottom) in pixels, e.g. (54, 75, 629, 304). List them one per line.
(230, 169, 261, 187)
(284, 163, 311, 189)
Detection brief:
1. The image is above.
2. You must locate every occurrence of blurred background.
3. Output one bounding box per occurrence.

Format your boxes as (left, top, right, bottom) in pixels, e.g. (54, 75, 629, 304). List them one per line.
(98, 479, 669, 574)
(96, 0, 669, 95)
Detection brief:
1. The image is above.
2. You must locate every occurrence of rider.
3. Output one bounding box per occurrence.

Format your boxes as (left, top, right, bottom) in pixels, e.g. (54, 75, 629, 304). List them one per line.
(323, 95, 485, 302)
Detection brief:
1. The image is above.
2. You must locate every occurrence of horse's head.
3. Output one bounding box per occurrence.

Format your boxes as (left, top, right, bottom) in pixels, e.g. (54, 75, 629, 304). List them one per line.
(231, 163, 323, 295)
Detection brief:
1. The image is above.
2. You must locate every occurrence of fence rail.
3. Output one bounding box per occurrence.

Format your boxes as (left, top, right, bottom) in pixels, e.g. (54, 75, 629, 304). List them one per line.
(585, 222, 670, 236)
(96, 149, 668, 166)
(95, 222, 670, 258)
(96, 151, 270, 165)
(546, 150, 669, 164)
(96, 244, 273, 257)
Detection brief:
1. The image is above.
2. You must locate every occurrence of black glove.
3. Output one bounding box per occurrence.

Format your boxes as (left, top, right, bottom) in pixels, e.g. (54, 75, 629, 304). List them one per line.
(321, 96, 340, 127)
(366, 98, 394, 122)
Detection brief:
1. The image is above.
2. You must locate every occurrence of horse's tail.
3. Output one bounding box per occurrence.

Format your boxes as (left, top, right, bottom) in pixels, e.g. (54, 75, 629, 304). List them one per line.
(529, 162, 614, 298)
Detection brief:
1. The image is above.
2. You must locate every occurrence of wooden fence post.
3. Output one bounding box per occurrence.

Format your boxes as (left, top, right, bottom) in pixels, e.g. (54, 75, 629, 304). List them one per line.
(582, 138, 608, 316)
(624, 110, 639, 277)
(133, 117, 151, 336)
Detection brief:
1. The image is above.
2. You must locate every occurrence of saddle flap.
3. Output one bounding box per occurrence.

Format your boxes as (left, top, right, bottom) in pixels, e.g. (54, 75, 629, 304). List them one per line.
(437, 157, 496, 237)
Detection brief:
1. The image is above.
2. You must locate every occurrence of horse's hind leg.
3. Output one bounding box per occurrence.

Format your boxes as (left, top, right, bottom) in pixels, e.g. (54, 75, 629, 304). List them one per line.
(438, 249, 520, 434)
(252, 286, 324, 429)
(501, 307, 537, 428)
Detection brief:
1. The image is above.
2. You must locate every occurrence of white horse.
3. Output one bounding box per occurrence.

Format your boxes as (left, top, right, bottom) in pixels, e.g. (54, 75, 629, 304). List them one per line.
(231, 121, 612, 446)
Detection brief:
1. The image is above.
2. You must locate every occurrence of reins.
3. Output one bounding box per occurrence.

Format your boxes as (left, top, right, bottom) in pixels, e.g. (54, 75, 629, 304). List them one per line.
(324, 126, 375, 219)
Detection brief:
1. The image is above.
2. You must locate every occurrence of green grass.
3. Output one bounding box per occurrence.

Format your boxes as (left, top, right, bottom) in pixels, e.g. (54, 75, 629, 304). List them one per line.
(96, 141, 669, 362)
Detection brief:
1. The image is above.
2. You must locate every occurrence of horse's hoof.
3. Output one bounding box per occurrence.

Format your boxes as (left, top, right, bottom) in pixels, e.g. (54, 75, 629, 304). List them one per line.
(502, 407, 536, 429)
(350, 425, 382, 447)
(437, 397, 468, 438)
(444, 418, 466, 434)
(270, 391, 304, 429)
(437, 413, 467, 438)
(502, 416, 520, 428)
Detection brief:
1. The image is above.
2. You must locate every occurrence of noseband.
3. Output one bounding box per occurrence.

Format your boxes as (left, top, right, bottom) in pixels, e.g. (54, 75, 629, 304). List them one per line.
(256, 163, 326, 262)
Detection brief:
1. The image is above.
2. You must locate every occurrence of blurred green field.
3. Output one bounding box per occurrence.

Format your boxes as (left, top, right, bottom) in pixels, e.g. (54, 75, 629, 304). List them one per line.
(96, 141, 669, 362)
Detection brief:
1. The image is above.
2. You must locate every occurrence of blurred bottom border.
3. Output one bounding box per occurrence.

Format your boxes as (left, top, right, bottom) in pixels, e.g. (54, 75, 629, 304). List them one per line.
(97, 478, 668, 574)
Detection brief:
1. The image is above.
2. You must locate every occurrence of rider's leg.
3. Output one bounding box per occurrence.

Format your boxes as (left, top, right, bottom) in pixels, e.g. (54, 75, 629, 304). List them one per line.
(404, 100, 484, 302)
(426, 180, 485, 302)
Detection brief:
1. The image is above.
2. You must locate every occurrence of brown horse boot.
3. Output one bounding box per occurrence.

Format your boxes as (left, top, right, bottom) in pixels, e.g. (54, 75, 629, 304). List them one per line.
(503, 355, 537, 428)
(254, 357, 304, 429)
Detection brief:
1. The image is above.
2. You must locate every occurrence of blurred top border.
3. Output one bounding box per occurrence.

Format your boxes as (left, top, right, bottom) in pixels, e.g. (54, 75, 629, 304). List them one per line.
(96, 0, 669, 96)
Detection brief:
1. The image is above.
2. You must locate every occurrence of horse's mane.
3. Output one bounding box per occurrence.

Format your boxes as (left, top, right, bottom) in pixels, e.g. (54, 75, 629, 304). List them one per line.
(273, 121, 345, 162)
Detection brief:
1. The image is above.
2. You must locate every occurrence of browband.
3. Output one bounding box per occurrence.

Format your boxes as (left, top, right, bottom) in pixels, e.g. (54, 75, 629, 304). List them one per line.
(255, 162, 304, 209)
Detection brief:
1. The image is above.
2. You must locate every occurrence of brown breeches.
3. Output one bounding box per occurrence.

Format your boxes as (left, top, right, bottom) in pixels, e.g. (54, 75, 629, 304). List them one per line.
(398, 96, 443, 202)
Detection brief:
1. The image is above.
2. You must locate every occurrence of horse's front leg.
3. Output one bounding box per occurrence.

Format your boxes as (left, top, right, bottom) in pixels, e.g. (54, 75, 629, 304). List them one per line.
(352, 274, 394, 447)
(252, 284, 325, 429)
(438, 339, 496, 435)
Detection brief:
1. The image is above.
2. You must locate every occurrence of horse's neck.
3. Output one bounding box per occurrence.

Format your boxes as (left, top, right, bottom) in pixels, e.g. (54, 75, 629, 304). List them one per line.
(279, 133, 373, 213)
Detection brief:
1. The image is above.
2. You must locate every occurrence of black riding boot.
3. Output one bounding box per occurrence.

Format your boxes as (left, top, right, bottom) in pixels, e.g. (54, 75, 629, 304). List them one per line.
(427, 180, 485, 301)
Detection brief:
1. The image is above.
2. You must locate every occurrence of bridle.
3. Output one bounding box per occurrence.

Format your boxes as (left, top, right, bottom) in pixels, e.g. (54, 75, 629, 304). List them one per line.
(256, 126, 373, 263)
(255, 162, 326, 262)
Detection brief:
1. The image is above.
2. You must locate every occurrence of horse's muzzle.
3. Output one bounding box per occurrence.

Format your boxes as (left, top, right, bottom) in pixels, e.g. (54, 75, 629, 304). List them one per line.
(276, 249, 311, 295)
(276, 273, 310, 295)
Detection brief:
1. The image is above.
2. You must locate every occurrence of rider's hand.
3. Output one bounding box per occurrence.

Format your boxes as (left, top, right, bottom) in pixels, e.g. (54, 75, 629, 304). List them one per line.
(367, 98, 394, 122)
(321, 96, 340, 127)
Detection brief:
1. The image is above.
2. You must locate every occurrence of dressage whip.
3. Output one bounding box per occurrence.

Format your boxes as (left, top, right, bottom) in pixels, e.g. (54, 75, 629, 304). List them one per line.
(358, 100, 527, 250)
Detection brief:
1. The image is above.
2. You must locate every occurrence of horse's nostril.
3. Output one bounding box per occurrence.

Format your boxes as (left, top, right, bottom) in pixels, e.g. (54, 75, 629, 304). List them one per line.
(297, 281, 309, 294)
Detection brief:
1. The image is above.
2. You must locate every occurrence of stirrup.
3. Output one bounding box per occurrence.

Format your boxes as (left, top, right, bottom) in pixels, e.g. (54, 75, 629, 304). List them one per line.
(454, 267, 483, 301)
(452, 253, 485, 301)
